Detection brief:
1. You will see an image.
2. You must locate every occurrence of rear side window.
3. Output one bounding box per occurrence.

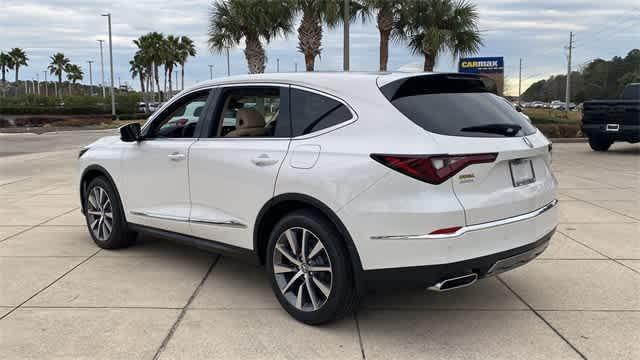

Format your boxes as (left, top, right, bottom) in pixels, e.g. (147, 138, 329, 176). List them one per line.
(381, 75, 537, 138)
(290, 88, 352, 136)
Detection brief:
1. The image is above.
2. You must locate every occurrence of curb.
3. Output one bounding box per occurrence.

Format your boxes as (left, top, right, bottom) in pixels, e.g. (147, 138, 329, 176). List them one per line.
(0, 128, 117, 136)
(0, 132, 38, 136)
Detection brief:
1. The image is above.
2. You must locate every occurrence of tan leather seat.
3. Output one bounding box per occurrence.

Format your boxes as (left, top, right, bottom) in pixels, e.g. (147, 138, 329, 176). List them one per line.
(225, 108, 269, 137)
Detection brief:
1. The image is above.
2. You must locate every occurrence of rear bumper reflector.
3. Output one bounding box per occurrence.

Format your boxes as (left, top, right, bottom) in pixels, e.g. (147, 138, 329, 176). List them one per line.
(370, 199, 558, 240)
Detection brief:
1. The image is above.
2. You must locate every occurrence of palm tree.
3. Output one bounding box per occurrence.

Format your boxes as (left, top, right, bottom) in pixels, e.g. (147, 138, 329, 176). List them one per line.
(65, 63, 83, 95)
(395, 0, 482, 72)
(130, 54, 149, 112)
(163, 35, 180, 96)
(8, 48, 28, 84)
(209, 0, 295, 74)
(361, 0, 403, 71)
(294, 1, 341, 71)
(294, 1, 366, 72)
(177, 36, 196, 89)
(48, 53, 70, 97)
(0, 52, 12, 84)
(134, 32, 165, 100)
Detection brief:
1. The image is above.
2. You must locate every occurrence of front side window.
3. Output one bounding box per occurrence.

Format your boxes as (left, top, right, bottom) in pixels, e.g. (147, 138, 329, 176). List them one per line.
(148, 90, 210, 138)
(213, 87, 284, 138)
(290, 89, 353, 137)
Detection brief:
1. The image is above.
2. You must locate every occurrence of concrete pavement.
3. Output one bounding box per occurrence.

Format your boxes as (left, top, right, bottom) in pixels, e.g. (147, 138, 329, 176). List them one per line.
(0, 136, 638, 359)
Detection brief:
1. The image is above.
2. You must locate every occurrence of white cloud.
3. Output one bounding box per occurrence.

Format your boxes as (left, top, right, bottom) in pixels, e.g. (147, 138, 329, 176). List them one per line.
(0, 0, 635, 94)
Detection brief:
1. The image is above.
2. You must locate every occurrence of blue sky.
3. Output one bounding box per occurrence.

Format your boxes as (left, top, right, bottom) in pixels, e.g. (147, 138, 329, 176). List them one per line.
(0, 0, 638, 95)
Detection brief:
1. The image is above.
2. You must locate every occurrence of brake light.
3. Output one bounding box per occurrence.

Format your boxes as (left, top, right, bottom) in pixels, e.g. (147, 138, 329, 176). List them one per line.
(370, 153, 497, 185)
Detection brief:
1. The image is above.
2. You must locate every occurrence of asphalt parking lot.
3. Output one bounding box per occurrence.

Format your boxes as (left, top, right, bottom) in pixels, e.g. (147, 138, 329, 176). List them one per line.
(0, 132, 638, 360)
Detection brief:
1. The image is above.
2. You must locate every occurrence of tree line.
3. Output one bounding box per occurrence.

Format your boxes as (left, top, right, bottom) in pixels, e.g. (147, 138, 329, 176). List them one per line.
(129, 34, 196, 107)
(0, 48, 29, 85)
(208, 0, 483, 74)
(522, 49, 640, 103)
(0, 48, 87, 96)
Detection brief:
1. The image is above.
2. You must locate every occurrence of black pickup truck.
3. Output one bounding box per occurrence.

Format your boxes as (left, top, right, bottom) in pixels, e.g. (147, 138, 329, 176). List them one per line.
(582, 83, 640, 151)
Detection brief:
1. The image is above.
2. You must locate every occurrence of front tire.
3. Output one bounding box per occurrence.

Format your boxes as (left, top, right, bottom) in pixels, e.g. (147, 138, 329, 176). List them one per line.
(84, 176, 136, 249)
(266, 209, 357, 325)
(588, 136, 613, 151)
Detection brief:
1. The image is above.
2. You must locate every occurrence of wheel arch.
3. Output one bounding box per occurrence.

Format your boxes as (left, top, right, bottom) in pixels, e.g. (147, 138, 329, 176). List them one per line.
(79, 165, 123, 216)
(254, 193, 364, 281)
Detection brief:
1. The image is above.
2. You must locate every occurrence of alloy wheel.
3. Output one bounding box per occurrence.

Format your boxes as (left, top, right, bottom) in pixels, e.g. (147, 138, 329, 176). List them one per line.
(86, 186, 113, 241)
(272, 227, 333, 312)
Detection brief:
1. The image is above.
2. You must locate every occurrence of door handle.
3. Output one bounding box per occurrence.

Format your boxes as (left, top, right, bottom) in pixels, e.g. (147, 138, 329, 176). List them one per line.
(168, 152, 186, 161)
(251, 154, 279, 167)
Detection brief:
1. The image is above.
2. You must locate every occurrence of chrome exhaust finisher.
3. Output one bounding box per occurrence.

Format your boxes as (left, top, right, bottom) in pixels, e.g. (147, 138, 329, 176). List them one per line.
(427, 273, 478, 292)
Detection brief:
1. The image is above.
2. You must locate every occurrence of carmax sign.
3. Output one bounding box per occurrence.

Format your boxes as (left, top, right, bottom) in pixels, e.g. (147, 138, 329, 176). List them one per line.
(458, 56, 505, 95)
(458, 57, 504, 74)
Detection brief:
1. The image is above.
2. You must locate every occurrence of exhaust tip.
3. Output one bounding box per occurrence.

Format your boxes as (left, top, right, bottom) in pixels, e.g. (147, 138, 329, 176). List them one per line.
(428, 273, 478, 292)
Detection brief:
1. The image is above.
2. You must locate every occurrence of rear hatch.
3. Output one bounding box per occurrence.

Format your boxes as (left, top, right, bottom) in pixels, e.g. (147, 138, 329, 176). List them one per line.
(379, 74, 556, 225)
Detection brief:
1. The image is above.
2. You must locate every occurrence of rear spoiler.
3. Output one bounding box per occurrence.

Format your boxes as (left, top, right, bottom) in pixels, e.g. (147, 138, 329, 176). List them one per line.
(380, 73, 498, 101)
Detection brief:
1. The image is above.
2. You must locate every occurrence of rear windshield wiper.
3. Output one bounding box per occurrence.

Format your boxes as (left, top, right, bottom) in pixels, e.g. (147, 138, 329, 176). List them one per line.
(460, 123, 522, 137)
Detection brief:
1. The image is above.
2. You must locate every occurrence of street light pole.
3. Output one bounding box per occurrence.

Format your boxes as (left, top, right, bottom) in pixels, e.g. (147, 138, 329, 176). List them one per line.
(97, 40, 106, 98)
(276, 58, 280, 73)
(343, 0, 350, 71)
(87, 60, 94, 95)
(225, 47, 230, 76)
(208, 64, 213, 80)
(565, 31, 574, 113)
(43, 71, 48, 97)
(518, 58, 522, 105)
(101, 13, 116, 118)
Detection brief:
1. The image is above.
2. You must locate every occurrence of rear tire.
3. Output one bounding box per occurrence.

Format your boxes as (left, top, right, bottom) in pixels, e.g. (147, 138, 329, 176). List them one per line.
(266, 209, 357, 325)
(84, 176, 136, 249)
(588, 136, 613, 151)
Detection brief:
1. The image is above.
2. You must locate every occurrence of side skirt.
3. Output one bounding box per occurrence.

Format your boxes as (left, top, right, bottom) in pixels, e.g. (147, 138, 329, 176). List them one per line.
(127, 223, 261, 266)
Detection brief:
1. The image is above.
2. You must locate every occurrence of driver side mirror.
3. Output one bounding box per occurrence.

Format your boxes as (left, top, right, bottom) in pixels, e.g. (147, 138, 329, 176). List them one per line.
(120, 122, 142, 142)
(515, 104, 523, 113)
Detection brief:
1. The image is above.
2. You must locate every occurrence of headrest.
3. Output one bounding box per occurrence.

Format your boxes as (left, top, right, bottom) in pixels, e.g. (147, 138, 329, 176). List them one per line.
(236, 109, 265, 129)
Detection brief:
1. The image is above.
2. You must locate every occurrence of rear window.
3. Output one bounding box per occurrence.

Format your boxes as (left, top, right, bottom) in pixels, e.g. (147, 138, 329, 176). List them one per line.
(380, 74, 537, 138)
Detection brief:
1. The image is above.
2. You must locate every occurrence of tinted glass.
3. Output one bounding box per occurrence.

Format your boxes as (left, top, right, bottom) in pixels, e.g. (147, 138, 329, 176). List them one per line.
(214, 87, 285, 137)
(382, 75, 537, 138)
(290, 89, 352, 136)
(150, 91, 209, 138)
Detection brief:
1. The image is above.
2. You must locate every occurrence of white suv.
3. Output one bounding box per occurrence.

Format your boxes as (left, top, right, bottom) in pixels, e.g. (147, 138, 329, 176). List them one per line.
(78, 72, 558, 324)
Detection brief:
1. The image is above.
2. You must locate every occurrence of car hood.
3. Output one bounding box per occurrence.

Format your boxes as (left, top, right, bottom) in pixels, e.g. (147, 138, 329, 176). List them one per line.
(85, 135, 121, 148)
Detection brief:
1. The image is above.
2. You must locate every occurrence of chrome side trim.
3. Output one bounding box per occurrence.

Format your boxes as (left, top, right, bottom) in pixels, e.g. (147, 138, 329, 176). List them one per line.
(130, 211, 247, 229)
(371, 199, 558, 240)
(130, 211, 188, 222)
(189, 217, 247, 229)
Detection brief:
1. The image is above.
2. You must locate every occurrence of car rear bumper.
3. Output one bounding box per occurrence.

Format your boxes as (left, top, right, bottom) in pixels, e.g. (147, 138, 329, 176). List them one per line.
(582, 124, 640, 143)
(361, 227, 554, 291)
(345, 197, 558, 270)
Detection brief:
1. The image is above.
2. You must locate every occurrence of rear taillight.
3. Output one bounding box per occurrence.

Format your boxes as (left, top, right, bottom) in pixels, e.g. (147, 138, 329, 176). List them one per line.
(370, 153, 497, 185)
(429, 226, 462, 235)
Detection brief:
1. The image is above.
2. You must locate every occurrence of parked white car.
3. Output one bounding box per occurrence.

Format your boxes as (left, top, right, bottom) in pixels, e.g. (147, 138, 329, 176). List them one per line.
(78, 72, 558, 324)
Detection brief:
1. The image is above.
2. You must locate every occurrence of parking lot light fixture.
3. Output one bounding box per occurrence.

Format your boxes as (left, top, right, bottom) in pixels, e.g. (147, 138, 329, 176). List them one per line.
(97, 40, 106, 98)
(101, 13, 116, 118)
